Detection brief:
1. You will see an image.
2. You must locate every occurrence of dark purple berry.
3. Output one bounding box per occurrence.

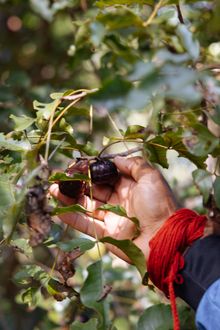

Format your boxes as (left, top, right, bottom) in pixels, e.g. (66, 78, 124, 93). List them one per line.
(90, 159, 119, 185)
(58, 180, 84, 199)
(58, 160, 88, 199)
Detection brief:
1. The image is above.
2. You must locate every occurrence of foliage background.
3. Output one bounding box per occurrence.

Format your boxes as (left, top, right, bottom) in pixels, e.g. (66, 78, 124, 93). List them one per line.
(0, 0, 220, 329)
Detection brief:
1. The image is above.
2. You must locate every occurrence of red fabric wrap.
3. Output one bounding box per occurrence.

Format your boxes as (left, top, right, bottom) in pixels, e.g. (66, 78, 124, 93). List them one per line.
(147, 208, 207, 330)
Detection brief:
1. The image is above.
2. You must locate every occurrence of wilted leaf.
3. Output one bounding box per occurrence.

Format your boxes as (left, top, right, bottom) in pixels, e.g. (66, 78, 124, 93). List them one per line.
(192, 169, 213, 203)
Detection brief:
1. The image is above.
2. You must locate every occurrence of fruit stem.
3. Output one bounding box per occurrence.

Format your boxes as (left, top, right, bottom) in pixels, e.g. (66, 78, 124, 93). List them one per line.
(87, 162, 102, 261)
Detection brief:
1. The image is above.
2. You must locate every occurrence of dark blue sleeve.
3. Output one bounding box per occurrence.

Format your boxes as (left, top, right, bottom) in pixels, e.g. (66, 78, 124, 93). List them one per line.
(174, 235, 220, 329)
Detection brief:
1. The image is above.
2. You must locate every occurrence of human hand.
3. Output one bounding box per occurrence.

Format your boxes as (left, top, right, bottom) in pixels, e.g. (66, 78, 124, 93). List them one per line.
(50, 156, 177, 262)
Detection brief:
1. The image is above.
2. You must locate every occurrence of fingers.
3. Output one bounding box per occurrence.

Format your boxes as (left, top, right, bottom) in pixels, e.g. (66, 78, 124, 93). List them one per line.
(58, 212, 105, 239)
(78, 195, 106, 220)
(114, 156, 152, 182)
(49, 184, 106, 220)
(90, 184, 113, 203)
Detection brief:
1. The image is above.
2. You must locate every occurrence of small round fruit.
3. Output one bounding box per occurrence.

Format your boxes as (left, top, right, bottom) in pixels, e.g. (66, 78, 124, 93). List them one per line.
(58, 160, 88, 199)
(58, 180, 84, 199)
(90, 159, 119, 185)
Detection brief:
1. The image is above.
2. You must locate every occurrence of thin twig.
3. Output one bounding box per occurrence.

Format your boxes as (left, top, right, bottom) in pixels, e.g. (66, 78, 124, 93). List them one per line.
(101, 146, 143, 159)
(48, 137, 66, 161)
(89, 105, 93, 135)
(98, 140, 143, 158)
(176, 4, 185, 24)
(87, 163, 102, 260)
(143, 0, 164, 27)
(45, 99, 61, 161)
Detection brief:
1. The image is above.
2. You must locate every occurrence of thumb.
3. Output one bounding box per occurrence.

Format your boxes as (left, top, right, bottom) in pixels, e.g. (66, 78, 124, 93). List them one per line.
(114, 156, 152, 181)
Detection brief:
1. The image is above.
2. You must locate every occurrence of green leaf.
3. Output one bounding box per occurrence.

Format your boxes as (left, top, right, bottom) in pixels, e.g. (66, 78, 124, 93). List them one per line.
(50, 92, 65, 99)
(145, 137, 168, 168)
(177, 24, 200, 61)
(209, 105, 220, 125)
(10, 115, 35, 131)
(78, 141, 99, 156)
(124, 125, 145, 139)
(96, 0, 153, 7)
(0, 133, 31, 151)
(33, 99, 60, 120)
(2, 202, 23, 239)
(163, 131, 206, 169)
(128, 61, 156, 81)
(13, 265, 49, 286)
(90, 22, 106, 47)
(163, 65, 201, 104)
(214, 177, 220, 209)
(53, 204, 88, 216)
(183, 123, 219, 157)
(21, 287, 41, 306)
(58, 238, 96, 252)
(90, 77, 131, 111)
(97, 7, 143, 30)
(11, 239, 33, 258)
(49, 172, 89, 182)
(81, 261, 109, 330)
(0, 180, 15, 214)
(138, 304, 173, 330)
(100, 237, 147, 282)
(138, 304, 196, 330)
(192, 169, 213, 203)
(70, 319, 98, 330)
(97, 204, 140, 228)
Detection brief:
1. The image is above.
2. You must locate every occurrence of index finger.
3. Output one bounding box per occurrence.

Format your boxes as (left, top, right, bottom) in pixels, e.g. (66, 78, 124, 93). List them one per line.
(114, 156, 152, 182)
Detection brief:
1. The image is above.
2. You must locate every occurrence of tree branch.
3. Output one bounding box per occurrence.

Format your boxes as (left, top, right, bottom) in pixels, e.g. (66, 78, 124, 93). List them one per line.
(176, 4, 185, 24)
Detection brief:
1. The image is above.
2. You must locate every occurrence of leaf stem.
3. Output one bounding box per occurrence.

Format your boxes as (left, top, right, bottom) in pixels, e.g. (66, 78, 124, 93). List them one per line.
(45, 99, 61, 162)
(143, 0, 165, 27)
(87, 163, 102, 260)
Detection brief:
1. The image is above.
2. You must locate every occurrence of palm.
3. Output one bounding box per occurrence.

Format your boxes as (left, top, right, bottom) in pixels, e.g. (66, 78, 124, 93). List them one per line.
(50, 157, 177, 261)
